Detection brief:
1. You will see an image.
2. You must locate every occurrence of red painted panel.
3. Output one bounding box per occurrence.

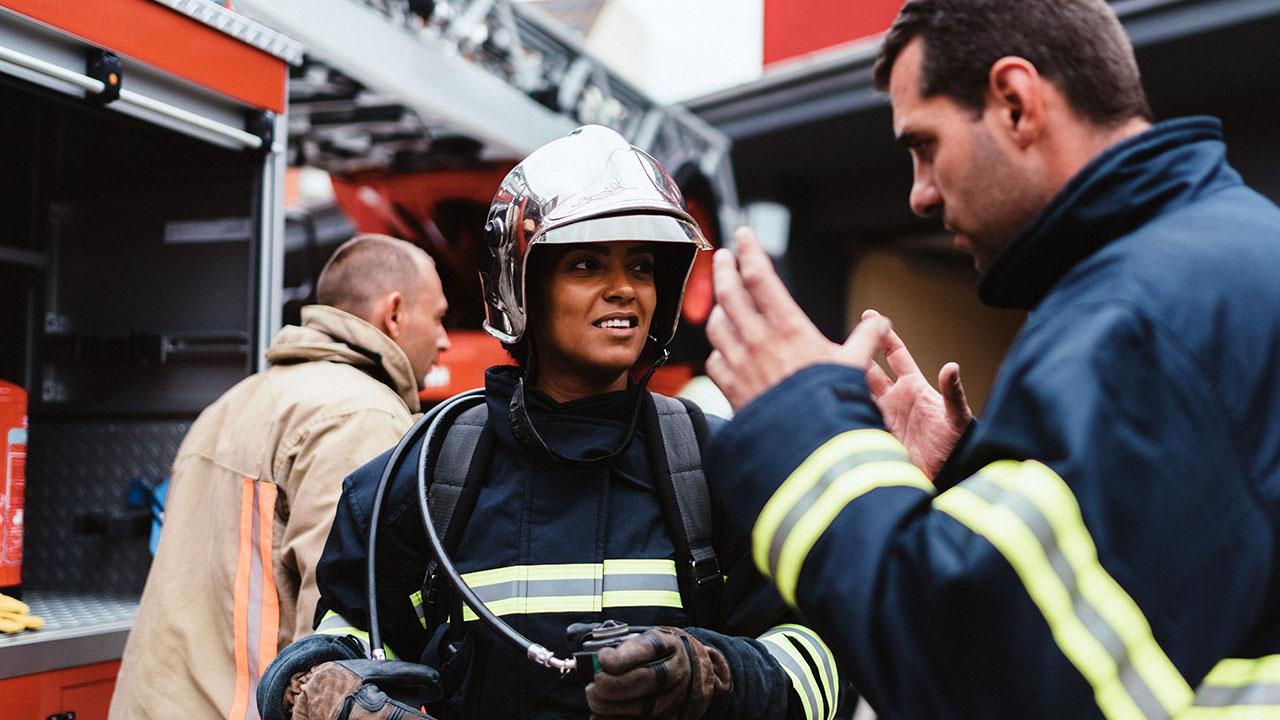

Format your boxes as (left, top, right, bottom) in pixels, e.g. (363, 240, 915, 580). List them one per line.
(764, 0, 903, 66)
(2, 0, 286, 111)
(0, 660, 121, 719)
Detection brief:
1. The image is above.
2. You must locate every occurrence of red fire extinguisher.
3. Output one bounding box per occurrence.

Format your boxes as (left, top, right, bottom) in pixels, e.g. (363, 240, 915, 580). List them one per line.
(0, 380, 27, 597)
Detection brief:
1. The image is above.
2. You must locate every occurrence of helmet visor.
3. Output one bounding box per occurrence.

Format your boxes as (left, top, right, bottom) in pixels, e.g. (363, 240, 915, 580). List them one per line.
(539, 213, 712, 250)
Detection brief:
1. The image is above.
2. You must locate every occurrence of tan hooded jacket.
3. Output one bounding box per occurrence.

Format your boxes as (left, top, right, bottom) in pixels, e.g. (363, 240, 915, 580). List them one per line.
(110, 306, 420, 720)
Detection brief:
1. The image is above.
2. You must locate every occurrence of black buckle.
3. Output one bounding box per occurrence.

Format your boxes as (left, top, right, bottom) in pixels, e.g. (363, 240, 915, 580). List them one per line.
(690, 555, 721, 588)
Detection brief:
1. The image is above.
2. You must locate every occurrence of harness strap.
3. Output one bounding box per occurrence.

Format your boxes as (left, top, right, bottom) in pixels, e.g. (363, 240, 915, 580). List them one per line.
(652, 394, 721, 626)
(419, 392, 722, 631)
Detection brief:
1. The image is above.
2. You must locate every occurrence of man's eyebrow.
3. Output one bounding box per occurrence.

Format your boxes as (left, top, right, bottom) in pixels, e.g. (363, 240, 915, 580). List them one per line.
(896, 130, 928, 149)
(625, 244, 656, 256)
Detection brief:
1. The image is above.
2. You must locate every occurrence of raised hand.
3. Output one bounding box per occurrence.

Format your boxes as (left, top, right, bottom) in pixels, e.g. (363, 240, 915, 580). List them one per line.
(861, 309, 972, 479)
(706, 228, 891, 411)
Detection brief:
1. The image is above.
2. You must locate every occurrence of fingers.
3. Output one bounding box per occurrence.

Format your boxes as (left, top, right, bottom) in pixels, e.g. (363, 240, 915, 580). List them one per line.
(711, 246, 766, 344)
(864, 359, 893, 398)
(731, 228, 808, 330)
(597, 630, 675, 676)
(839, 316, 892, 369)
(589, 632, 688, 717)
(938, 362, 973, 424)
(862, 309, 923, 379)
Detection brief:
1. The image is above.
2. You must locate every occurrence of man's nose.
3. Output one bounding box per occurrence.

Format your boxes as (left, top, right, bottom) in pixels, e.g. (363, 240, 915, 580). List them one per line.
(909, 173, 942, 219)
(437, 327, 451, 352)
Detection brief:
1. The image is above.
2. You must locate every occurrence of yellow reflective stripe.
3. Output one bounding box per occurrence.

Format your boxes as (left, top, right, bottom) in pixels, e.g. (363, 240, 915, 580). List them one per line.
(457, 560, 683, 622)
(314, 611, 396, 660)
(409, 590, 426, 629)
(754, 430, 910, 576)
(1179, 655, 1280, 716)
(463, 563, 602, 587)
(601, 590, 683, 608)
(760, 624, 840, 720)
(1179, 709, 1280, 720)
(603, 558, 678, 575)
(1202, 656, 1280, 687)
(936, 484, 1145, 720)
(461, 590, 686, 621)
(983, 462, 1193, 715)
(772, 459, 932, 606)
(767, 624, 840, 717)
(760, 633, 818, 720)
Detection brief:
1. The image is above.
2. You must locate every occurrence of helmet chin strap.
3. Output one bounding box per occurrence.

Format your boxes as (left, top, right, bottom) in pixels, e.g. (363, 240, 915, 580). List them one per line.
(509, 338, 670, 465)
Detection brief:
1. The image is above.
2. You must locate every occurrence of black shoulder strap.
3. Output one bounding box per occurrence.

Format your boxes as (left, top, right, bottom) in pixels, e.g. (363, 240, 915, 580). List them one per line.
(426, 403, 489, 556)
(650, 392, 722, 626)
(420, 403, 490, 633)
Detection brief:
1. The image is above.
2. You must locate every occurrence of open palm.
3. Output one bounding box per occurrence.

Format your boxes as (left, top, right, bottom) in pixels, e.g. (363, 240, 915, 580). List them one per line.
(861, 311, 972, 479)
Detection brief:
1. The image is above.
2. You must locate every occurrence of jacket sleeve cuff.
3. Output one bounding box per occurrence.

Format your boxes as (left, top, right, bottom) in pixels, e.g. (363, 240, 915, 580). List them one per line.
(706, 364, 885, 552)
(686, 627, 792, 720)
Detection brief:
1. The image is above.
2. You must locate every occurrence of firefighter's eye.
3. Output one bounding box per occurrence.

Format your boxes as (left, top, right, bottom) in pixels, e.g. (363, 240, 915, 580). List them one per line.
(567, 255, 602, 272)
(630, 257, 656, 275)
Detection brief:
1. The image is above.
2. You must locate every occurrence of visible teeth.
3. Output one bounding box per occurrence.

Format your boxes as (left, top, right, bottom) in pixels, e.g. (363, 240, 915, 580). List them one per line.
(598, 318, 632, 328)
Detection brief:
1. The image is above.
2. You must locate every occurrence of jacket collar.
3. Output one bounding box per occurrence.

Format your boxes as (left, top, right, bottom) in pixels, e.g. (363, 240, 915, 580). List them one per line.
(267, 305, 421, 413)
(979, 117, 1231, 309)
(484, 365, 639, 456)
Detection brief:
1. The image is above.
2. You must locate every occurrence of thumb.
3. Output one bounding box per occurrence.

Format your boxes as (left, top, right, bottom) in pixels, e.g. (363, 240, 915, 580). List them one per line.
(938, 362, 972, 424)
(840, 316, 892, 369)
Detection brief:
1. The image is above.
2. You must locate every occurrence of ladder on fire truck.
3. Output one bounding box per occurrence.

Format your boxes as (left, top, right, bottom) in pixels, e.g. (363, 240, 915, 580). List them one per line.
(233, 0, 740, 230)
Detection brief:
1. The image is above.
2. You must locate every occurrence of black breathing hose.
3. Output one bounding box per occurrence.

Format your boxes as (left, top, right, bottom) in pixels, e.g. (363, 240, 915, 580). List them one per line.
(365, 389, 485, 660)
(413, 396, 576, 673)
(363, 388, 576, 673)
(364, 350, 670, 672)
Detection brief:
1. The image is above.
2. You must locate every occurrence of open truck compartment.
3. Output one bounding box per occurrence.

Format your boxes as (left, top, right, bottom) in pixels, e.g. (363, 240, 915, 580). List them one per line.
(0, 2, 294, 712)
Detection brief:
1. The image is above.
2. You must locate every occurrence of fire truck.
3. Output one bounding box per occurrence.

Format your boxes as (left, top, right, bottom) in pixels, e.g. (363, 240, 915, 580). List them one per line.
(0, 1, 736, 716)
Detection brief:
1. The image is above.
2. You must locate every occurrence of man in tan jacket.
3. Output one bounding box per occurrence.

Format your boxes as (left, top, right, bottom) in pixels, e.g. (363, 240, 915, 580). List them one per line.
(111, 234, 450, 720)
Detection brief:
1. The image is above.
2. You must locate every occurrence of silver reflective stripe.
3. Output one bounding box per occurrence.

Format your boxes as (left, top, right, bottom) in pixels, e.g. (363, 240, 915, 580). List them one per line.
(1194, 683, 1280, 707)
(766, 449, 907, 577)
(965, 475, 1170, 720)
(459, 561, 682, 620)
(762, 625, 839, 713)
(761, 634, 823, 720)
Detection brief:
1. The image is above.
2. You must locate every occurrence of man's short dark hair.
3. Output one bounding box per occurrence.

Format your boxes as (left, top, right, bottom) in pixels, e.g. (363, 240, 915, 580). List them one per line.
(316, 234, 434, 321)
(873, 0, 1153, 126)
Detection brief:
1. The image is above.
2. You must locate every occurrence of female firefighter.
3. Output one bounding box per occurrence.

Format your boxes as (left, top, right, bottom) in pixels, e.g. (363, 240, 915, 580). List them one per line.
(258, 126, 840, 720)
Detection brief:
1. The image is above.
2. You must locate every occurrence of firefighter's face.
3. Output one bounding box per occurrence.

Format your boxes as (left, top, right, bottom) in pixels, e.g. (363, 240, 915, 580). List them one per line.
(889, 38, 1043, 273)
(533, 241, 657, 390)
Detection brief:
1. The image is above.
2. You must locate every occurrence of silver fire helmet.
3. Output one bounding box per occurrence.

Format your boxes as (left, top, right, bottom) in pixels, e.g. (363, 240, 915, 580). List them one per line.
(480, 125, 712, 346)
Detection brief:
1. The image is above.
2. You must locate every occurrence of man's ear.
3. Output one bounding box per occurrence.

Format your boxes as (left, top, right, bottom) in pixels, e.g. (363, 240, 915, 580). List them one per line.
(376, 291, 406, 340)
(988, 56, 1046, 147)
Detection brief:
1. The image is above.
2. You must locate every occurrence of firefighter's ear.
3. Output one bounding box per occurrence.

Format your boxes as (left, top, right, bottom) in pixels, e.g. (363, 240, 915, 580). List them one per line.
(377, 291, 407, 340)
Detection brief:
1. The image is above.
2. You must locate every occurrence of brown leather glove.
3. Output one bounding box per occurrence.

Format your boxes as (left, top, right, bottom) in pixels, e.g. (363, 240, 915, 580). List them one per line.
(586, 627, 731, 720)
(285, 659, 439, 720)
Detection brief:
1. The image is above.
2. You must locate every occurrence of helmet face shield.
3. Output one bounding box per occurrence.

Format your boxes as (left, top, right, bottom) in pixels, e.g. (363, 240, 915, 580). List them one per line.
(481, 125, 711, 346)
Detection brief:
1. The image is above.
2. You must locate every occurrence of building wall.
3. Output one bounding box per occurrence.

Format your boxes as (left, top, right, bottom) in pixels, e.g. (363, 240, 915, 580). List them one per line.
(845, 245, 1026, 414)
(763, 0, 901, 65)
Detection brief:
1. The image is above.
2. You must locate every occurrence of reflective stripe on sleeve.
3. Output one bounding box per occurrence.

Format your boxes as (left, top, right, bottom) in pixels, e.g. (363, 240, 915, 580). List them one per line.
(751, 429, 932, 606)
(457, 559, 682, 622)
(315, 610, 395, 660)
(1177, 655, 1280, 718)
(228, 477, 280, 720)
(760, 624, 841, 720)
(935, 461, 1193, 720)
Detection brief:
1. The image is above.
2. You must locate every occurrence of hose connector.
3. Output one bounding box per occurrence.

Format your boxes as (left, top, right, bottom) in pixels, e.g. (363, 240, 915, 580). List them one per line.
(528, 644, 577, 675)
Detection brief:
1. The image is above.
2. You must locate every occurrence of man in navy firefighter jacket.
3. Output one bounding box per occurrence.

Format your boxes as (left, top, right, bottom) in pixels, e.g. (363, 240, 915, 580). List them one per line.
(702, 1, 1280, 718)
